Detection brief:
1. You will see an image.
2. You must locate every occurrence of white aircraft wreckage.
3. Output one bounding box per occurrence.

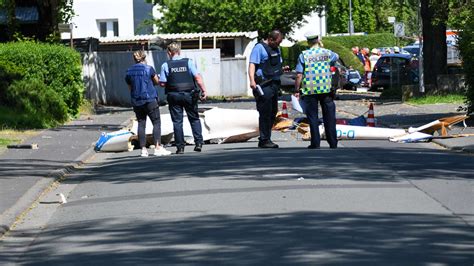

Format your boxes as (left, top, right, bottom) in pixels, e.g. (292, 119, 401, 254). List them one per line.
(94, 106, 470, 152)
(95, 107, 259, 152)
(293, 114, 469, 143)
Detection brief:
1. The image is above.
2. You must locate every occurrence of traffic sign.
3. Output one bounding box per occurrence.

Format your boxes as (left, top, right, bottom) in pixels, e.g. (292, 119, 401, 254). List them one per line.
(394, 22, 405, 37)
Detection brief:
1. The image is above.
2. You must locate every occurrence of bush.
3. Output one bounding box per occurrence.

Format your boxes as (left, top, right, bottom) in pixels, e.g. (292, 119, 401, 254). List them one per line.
(0, 59, 24, 105)
(323, 39, 364, 73)
(6, 78, 68, 128)
(0, 41, 84, 118)
(324, 33, 410, 50)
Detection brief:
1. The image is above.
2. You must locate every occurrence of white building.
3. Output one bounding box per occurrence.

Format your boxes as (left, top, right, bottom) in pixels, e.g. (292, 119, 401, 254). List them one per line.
(62, 0, 154, 39)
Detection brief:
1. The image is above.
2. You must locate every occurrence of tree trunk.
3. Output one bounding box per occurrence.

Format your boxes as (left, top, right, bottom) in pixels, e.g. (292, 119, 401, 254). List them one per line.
(420, 0, 448, 92)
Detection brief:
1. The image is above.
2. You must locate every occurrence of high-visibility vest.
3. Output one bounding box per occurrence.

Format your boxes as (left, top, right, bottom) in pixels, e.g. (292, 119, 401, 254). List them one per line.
(301, 48, 332, 95)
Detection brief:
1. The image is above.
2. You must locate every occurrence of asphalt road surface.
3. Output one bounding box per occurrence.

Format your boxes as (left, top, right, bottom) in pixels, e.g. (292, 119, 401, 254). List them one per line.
(1, 131, 473, 265)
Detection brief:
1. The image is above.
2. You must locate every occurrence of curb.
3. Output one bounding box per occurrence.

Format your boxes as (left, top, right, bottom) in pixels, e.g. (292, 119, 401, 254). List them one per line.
(431, 139, 474, 154)
(0, 112, 134, 238)
(0, 144, 99, 239)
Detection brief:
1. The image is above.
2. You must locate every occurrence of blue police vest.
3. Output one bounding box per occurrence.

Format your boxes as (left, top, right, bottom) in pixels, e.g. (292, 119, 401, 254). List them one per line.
(166, 59, 195, 93)
(126, 63, 157, 106)
(259, 42, 283, 79)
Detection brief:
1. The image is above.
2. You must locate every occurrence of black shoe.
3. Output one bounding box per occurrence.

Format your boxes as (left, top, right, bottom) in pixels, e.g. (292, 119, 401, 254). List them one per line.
(194, 143, 202, 152)
(329, 145, 337, 149)
(308, 145, 320, 149)
(176, 147, 184, 154)
(258, 141, 279, 148)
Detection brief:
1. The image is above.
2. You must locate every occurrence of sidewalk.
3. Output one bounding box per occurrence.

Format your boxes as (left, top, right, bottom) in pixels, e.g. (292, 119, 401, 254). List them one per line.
(0, 107, 134, 237)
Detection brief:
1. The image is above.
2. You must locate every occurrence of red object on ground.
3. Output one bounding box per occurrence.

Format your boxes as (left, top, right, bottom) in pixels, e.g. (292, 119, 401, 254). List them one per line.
(281, 101, 289, 118)
(367, 103, 375, 127)
(336, 119, 348, 125)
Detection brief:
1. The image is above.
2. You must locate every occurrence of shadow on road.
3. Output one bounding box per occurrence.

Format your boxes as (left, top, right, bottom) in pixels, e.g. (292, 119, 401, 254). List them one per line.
(1, 211, 472, 265)
(60, 144, 473, 185)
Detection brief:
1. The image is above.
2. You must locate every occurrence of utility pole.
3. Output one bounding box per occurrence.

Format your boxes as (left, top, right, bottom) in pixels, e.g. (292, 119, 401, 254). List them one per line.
(349, 0, 353, 35)
(318, 6, 324, 38)
(418, 0, 424, 93)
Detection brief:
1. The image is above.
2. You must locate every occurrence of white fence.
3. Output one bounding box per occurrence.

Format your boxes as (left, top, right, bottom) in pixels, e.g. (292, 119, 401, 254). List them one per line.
(82, 49, 249, 106)
(220, 57, 248, 97)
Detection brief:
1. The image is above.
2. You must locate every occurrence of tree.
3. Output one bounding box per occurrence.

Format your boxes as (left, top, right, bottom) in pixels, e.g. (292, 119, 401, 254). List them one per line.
(326, 0, 417, 35)
(451, 0, 474, 112)
(146, 0, 325, 38)
(420, 0, 449, 92)
(0, 0, 74, 42)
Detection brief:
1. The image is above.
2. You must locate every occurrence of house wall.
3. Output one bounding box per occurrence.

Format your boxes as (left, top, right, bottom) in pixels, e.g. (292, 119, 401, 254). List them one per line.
(65, 0, 153, 39)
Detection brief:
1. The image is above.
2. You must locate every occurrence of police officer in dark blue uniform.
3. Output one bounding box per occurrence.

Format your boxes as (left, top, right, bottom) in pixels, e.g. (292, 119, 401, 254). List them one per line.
(125, 50, 172, 157)
(249, 30, 287, 148)
(159, 42, 207, 154)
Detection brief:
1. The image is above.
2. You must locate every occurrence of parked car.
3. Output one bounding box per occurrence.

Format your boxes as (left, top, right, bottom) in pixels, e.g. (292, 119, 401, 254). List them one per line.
(370, 54, 419, 90)
(402, 45, 420, 57)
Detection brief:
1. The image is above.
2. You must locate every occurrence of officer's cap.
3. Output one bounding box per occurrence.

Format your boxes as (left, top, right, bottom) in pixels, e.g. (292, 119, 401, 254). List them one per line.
(304, 30, 319, 40)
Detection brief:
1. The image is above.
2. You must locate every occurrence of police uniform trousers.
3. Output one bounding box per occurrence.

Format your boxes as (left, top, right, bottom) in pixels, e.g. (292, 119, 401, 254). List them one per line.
(253, 80, 280, 143)
(133, 99, 161, 148)
(302, 92, 338, 148)
(167, 91, 203, 148)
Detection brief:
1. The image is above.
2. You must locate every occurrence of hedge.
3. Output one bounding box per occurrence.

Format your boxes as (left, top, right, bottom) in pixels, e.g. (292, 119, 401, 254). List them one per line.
(0, 41, 84, 128)
(281, 39, 364, 73)
(324, 33, 411, 51)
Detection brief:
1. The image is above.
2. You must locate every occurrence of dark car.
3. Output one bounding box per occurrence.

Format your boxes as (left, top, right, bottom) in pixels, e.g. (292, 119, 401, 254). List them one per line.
(280, 58, 348, 91)
(370, 54, 419, 90)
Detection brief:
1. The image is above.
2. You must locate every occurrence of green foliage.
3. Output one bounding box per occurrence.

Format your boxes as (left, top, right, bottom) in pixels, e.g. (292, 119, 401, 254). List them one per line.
(407, 93, 466, 105)
(326, 0, 376, 34)
(457, 7, 474, 113)
(0, 41, 84, 128)
(323, 39, 364, 73)
(0, 58, 24, 103)
(324, 33, 408, 50)
(448, 0, 472, 29)
(0, 41, 84, 117)
(5, 79, 68, 128)
(326, 0, 418, 36)
(148, 0, 324, 37)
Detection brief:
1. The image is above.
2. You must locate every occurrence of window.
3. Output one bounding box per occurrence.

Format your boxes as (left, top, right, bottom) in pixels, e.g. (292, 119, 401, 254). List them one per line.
(113, 21, 119, 37)
(99, 22, 107, 37)
(97, 20, 119, 38)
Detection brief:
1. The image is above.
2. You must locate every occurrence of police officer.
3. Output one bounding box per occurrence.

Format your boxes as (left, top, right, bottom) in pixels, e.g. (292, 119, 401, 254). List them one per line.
(125, 50, 172, 157)
(294, 31, 339, 149)
(159, 42, 207, 154)
(249, 30, 287, 148)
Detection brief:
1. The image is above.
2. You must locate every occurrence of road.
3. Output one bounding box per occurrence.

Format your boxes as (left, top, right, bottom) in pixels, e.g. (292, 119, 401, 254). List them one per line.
(1, 128, 473, 265)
